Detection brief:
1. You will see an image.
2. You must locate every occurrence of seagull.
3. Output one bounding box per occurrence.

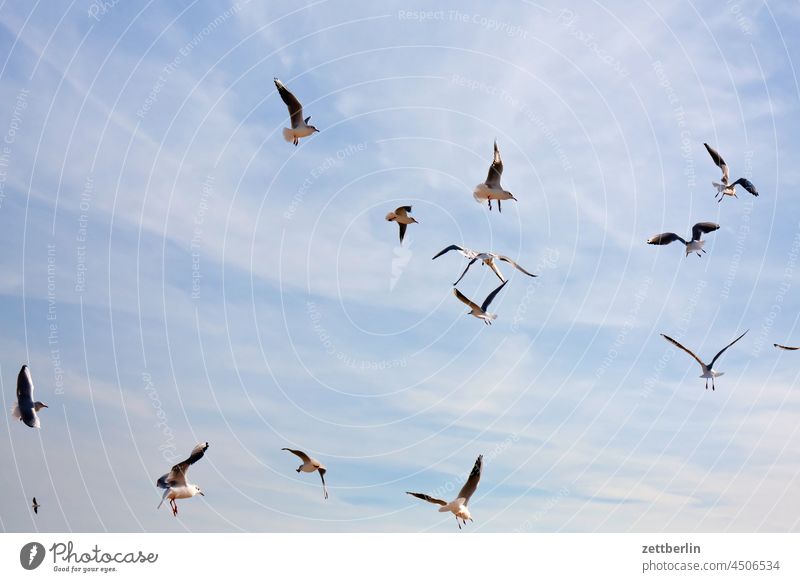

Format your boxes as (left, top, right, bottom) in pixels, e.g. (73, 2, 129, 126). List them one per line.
(385, 206, 418, 244)
(407, 454, 483, 529)
(704, 143, 759, 201)
(473, 141, 516, 212)
(274, 78, 319, 146)
(11, 365, 47, 429)
(156, 442, 208, 516)
(661, 330, 748, 390)
(453, 280, 507, 325)
(282, 448, 328, 499)
(647, 222, 720, 257)
(774, 343, 800, 351)
(31, 497, 40, 515)
(432, 245, 537, 285)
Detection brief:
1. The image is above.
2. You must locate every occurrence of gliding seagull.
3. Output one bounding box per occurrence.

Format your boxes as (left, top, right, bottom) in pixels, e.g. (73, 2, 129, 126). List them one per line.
(647, 222, 720, 257)
(453, 280, 507, 325)
(407, 454, 483, 529)
(274, 78, 319, 146)
(473, 141, 516, 212)
(11, 365, 47, 429)
(32, 497, 40, 515)
(661, 330, 748, 390)
(704, 143, 759, 201)
(385, 206, 418, 244)
(432, 244, 537, 285)
(156, 442, 209, 516)
(282, 448, 328, 499)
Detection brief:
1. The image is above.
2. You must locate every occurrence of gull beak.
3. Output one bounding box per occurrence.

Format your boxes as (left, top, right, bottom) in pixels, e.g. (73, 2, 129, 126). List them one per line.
(199, 491, 205, 496)
(42, 404, 49, 408)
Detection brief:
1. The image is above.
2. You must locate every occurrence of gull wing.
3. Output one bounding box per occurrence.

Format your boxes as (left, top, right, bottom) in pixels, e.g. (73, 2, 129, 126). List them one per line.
(647, 233, 686, 246)
(157, 442, 209, 489)
(406, 492, 447, 506)
(709, 330, 748, 369)
(691, 222, 720, 242)
(399, 223, 407, 244)
(661, 334, 706, 368)
(318, 467, 329, 499)
(453, 288, 482, 312)
(480, 280, 508, 312)
(432, 244, 464, 260)
(282, 448, 312, 464)
(457, 455, 483, 505)
(485, 140, 503, 188)
(395, 206, 412, 216)
(453, 258, 479, 286)
(730, 178, 759, 197)
(774, 344, 800, 351)
(496, 255, 537, 277)
(16, 365, 34, 405)
(274, 78, 304, 128)
(704, 143, 729, 183)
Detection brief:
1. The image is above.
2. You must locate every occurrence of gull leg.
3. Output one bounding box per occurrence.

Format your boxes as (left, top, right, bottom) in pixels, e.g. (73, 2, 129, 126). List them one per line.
(488, 199, 492, 211)
(456, 516, 461, 530)
(498, 200, 502, 213)
(712, 377, 716, 391)
(705, 378, 708, 390)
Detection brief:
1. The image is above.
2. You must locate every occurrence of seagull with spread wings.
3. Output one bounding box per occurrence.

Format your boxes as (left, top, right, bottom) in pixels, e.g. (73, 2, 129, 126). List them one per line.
(647, 222, 720, 257)
(31, 497, 40, 515)
(274, 78, 319, 146)
(407, 454, 483, 529)
(432, 244, 537, 285)
(473, 141, 516, 212)
(156, 442, 209, 516)
(661, 330, 748, 390)
(704, 143, 759, 201)
(282, 448, 328, 499)
(385, 206, 418, 244)
(453, 281, 508, 325)
(11, 365, 47, 429)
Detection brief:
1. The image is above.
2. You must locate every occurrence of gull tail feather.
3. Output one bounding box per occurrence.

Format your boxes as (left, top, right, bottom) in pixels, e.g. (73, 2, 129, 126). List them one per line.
(282, 128, 294, 142)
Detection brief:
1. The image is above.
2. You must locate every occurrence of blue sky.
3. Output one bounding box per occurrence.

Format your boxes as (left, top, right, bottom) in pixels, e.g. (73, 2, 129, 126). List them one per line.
(1, 0, 799, 532)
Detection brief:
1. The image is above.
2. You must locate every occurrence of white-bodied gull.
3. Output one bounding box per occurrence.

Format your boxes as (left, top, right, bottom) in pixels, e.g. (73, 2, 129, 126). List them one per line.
(11, 365, 47, 429)
(704, 143, 759, 201)
(385, 206, 418, 245)
(156, 442, 208, 516)
(407, 454, 483, 529)
(661, 330, 748, 390)
(274, 78, 319, 146)
(282, 448, 328, 499)
(453, 280, 508, 325)
(432, 244, 537, 285)
(647, 222, 720, 257)
(473, 141, 516, 212)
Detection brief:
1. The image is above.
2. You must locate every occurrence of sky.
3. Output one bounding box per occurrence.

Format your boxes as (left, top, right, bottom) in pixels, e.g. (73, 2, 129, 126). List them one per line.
(0, 0, 799, 533)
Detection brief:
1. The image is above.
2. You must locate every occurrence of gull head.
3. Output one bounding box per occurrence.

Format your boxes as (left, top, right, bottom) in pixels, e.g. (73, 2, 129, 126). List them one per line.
(194, 485, 204, 497)
(34, 402, 48, 411)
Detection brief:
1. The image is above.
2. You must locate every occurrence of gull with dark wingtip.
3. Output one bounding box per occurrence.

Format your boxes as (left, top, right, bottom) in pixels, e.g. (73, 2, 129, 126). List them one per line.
(647, 222, 720, 257)
(774, 343, 800, 351)
(11, 365, 48, 429)
(661, 330, 748, 390)
(274, 77, 319, 146)
(432, 244, 537, 285)
(156, 442, 209, 516)
(453, 280, 507, 325)
(704, 143, 759, 201)
(407, 454, 483, 529)
(473, 140, 516, 212)
(32, 497, 40, 515)
(385, 206, 418, 244)
(282, 448, 328, 499)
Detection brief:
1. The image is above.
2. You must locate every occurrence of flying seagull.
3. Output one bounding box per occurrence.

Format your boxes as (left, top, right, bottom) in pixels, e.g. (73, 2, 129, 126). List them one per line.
(156, 442, 209, 516)
(11, 365, 47, 429)
(704, 143, 759, 201)
(274, 78, 319, 146)
(453, 280, 507, 325)
(31, 497, 40, 515)
(473, 141, 516, 212)
(774, 343, 800, 351)
(432, 245, 537, 285)
(282, 448, 328, 499)
(407, 454, 483, 529)
(661, 330, 748, 390)
(385, 206, 418, 244)
(647, 222, 720, 257)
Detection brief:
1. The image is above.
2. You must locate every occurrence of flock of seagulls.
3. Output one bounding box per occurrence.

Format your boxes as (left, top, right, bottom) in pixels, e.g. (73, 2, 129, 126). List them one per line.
(5, 73, 790, 532)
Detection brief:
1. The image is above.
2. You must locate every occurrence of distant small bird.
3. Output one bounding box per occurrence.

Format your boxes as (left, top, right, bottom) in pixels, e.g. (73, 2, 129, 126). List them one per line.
(647, 222, 720, 257)
(774, 343, 800, 351)
(385, 206, 418, 244)
(473, 141, 516, 212)
(661, 330, 748, 390)
(407, 454, 483, 529)
(274, 78, 319, 146)
(11, 365, 47, 429)
(31, 497, 40, 515)
(704, 143, 759, 201)
(432, 245, 537, 285)
(156, 442, 209, 516)
(453, 280, 508, 325)
(282, 448, 328, 499)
